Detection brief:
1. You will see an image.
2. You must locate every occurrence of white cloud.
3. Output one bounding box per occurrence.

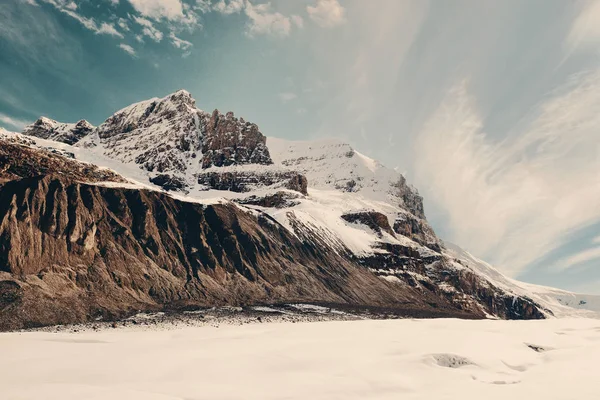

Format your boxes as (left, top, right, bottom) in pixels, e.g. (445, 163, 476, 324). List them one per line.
(567, 0, 600, 50)
(127, 0, 184, 20)
(118, 43, 136, 57)
(307, 0, 345, 28)
(558, 247, 600, 271)
(213, 0, 244, 15)
(117, 18, 130, 31)
(245, 1, 293, 37)
(0, 113, 30, 130)
(593, 235, 600, 245)
(133, 16, 164, 42)
(279, 92, 297, 103)
(414, 72, 600, 276)
(61, 9, 124, 38)
(169, 32, 192, 50)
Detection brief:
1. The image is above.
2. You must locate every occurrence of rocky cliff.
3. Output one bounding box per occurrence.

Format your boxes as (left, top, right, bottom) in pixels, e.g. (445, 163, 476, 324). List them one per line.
(0, 173, 488, 331)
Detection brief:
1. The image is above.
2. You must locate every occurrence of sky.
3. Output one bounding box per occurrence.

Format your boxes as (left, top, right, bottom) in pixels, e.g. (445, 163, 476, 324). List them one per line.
(1, 0, 599, 294)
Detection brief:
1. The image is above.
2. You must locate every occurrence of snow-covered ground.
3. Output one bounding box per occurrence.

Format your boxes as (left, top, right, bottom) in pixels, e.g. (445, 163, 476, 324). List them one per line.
(2, 318, 599, 399)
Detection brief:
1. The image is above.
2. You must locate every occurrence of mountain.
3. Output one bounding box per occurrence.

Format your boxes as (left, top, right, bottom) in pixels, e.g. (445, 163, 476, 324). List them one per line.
(0, 90, 593, 329)
(22, 117, 94, 145)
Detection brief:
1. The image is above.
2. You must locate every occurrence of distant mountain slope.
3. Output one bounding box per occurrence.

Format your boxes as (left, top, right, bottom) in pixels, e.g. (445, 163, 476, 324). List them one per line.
(22, 117, 94, 145)
(2, 89, 592, 329)
(444, 242, 600, 318)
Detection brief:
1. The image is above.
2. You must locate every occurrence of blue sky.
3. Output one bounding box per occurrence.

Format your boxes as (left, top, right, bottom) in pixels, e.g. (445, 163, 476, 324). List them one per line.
(1, 0, 599, 293)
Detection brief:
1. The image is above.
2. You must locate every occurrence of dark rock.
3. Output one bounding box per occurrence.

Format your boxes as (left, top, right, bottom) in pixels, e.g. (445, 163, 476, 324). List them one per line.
(0, 173, 488, 330)
(201, 109, 273, 168)
(197, 171, 308, 194)
(285, 174, 308, 196)
(0, 140, 125, 184)
(150, 174, 187, 192)
(236, 192, 301, 208)
(341, 211, 394, 237)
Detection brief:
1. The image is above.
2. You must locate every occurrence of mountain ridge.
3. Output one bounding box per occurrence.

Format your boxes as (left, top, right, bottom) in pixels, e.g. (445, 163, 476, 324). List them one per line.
(0, 89, 594, 329)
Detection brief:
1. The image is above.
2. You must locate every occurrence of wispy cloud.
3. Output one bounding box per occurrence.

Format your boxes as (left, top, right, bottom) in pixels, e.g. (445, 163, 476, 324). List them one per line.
(0, 113, 30, 130)
(414, 72, 600, 276)
(133, 15, 164, 42)
(118, 43, 137, 57)
(279, 92, 297, 103)
(34, 0, 124, 38)
(557, 247, 600, 271)
(307, 0, 345, 28)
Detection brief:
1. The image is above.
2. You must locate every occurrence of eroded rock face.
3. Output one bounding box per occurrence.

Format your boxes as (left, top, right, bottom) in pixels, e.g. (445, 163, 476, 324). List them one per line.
(0, 141, 125, 184)
(22, 118, 95, 145)
(0, 175, 479, 331)
(201, 109, 272, 169)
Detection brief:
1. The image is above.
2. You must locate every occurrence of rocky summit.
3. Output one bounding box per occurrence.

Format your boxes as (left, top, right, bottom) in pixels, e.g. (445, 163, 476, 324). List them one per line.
(2, 89, 589, 330)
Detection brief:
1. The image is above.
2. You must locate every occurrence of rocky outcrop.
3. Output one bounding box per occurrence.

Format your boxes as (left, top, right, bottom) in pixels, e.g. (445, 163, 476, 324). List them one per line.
(341, 211, 395, 237)
(201, 110, 272, 169)
(22, 117, 94, 145)
(393, 213, 441, 252)
(236, 191, 301, 208)
(197, 170, 309, 194)
(284, 173, 308, 196)
(0, 175, 481, 331)
(0, 141, 125, 184)
(150, 174, 187, 192)
(393, 175, 426, 219)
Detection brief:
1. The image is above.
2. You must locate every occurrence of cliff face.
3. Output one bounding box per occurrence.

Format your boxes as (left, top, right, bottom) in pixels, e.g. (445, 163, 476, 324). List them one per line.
(0, 174, 482, 331)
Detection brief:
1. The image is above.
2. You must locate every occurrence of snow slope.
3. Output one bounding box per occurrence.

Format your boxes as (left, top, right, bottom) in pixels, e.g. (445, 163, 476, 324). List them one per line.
(1, 318, 599, 400)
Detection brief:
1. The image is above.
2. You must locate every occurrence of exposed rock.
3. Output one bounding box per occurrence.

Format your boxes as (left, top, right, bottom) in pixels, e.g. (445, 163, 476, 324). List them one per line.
(356, 245, 545, 320)
(0, 175, 481, 331)
(393, 213, 441, 252)
(23, 117, 94, 145)
(0, 140, 125, 184)
(236, 191, 301, 208)
(341, 211, 394, 237)
(393, 175, 426, 219)
(285, 173, 308, 196)
(197, 170, 308, 194)
(150, 174, 188, 192)
(201, 109, 272, 168)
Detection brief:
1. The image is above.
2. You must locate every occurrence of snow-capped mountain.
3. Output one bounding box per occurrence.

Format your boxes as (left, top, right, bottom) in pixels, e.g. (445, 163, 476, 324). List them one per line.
(1, 89, 595, 330)
(22, 117, 94, 145)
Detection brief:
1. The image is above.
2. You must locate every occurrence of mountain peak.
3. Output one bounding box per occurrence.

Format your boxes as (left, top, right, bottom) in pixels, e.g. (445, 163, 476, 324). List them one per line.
(22, 117, 95, 145)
